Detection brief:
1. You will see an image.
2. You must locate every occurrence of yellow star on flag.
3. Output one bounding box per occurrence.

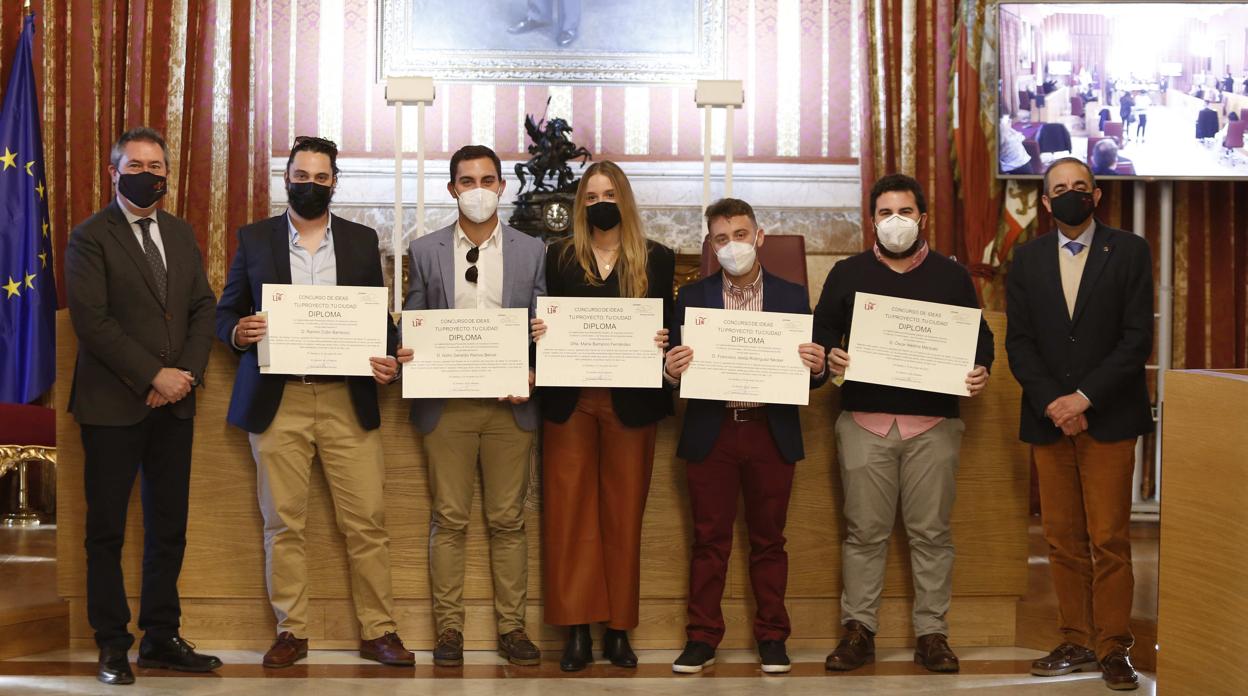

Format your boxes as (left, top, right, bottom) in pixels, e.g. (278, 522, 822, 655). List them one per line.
(37, 251, 47, 269)
(25, 161, 34, 176)
(0, 148, 16, 170)
(35, 181, 44, 199)
(24, 272, 36, 289)
(3, 276, 20, 298)
(41, 219, 48, 238)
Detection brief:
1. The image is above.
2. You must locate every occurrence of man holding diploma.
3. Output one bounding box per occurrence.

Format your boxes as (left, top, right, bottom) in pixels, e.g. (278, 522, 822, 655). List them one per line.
(813, 174, 993, 674)
(663, 198, 827, 675)
(395, 145, 545, 667)
(216, 136, 413, 669)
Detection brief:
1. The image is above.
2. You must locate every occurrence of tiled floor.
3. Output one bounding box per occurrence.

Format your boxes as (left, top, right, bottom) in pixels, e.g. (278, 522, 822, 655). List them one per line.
(0, 647, 1155, 695)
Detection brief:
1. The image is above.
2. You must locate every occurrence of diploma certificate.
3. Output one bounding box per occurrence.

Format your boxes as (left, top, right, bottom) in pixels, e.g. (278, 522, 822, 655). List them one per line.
(844, 292, 982, 396)
(679, 308, 814, 406)
(401, 308, 530, 399)
(535, 297, 663, 388)
(257, 284, 388, 376)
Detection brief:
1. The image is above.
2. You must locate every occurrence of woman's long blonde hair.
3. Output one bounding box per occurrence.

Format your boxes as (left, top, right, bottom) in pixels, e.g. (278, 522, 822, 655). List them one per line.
(560, 161, 649, 298)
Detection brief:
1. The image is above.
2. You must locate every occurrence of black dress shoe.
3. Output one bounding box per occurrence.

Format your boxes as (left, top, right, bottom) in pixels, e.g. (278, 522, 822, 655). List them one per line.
(602, 628, 637, 668)
(560, 624, 593, 672)
(508, 19, 547, 34)
(98, 646, 135, 685)
(557, 30, 578, 47)
(137, 635, 223, 672)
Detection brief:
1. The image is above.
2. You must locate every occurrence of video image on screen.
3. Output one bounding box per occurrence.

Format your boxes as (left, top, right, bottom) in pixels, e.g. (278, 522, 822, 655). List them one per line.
(997, 3, 1248, 179)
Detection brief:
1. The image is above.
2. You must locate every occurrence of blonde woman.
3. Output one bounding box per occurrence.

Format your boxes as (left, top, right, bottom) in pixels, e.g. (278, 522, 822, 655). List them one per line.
(531, 161, 674, 671)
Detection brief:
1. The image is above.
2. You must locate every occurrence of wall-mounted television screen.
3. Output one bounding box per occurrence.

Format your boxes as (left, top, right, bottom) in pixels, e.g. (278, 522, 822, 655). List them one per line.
(997, 2, 1248, 180)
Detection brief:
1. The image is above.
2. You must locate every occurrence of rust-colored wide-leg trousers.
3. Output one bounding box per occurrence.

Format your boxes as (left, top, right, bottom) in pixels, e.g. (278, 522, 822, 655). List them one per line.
(542, 388, 657, 630)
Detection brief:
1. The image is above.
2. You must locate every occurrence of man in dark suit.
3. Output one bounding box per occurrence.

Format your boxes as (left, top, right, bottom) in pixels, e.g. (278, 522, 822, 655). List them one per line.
(65, 127, 222, 685)
(662, 198, 827, 675)
(1006, 157, 1153, 692)
(215, 136, 413, 669)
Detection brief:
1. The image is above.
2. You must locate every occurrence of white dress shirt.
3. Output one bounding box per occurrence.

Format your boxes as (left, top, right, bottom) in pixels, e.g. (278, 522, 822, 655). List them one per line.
(119, 200, 167, 266)
(453, 221, 504, 309)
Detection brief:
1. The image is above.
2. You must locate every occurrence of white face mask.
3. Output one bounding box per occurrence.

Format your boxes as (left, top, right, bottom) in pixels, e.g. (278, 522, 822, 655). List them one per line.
(715, 239, 759, 276)
(456, 187, 499, 224)
(875, 214, 921, 254)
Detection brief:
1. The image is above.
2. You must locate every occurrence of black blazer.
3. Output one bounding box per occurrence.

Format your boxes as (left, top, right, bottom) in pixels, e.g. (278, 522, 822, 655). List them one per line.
(215, 213, 397, 434)
(65, 201, 216, 426)
(1005, 222, 1154, 445)
(540, 238, 675, 427)
(671, 269, 827, 463)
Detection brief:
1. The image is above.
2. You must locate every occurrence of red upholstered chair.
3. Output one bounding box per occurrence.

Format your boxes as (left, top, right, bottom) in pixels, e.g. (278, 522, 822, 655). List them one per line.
(0, 403, 56, 526)
(1023, 139, 1044, 173)
(1224, 120, 1247, 159)
(700, 234, 808, 291)
(1102, 121, 1124, 145)
(1070, 95, 1085, 117)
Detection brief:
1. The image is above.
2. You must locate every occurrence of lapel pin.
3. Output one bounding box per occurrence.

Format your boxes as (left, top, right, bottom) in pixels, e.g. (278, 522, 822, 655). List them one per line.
(1103, 245, 1110, 252)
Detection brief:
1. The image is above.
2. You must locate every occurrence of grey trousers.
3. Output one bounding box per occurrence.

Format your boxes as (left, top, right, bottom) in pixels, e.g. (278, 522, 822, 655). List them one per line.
(834, 412, 964, 637)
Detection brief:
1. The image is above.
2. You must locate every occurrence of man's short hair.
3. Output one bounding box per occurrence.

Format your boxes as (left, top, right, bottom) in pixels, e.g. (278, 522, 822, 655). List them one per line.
(704, 197, 757, 230)
(450, 145, 502, 182)
(1042, 156, 1097, 195)
(869, 173, 927, 215)
(110, 127, 169, 169)
(1090, 140, 1119, 173)
(286, 135, 340, 177)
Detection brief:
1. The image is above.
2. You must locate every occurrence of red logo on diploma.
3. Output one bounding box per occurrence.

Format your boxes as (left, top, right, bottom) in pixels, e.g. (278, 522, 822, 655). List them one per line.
(862, 301, 876, 311)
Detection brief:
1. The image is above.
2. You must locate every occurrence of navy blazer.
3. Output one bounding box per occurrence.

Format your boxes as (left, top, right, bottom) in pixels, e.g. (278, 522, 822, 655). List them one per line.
(671, 269, 827, 463)
(1005, 222, 1154, 445)
(215, 213, 398, 434)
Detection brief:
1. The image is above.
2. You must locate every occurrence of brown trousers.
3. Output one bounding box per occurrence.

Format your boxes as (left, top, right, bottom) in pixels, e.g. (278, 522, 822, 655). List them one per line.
(541, 388, 656, 629)
(1033, 433, 1136, 659)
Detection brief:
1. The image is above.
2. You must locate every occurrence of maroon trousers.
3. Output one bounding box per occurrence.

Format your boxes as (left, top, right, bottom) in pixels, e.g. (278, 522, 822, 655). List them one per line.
(685, 413, 795, 647)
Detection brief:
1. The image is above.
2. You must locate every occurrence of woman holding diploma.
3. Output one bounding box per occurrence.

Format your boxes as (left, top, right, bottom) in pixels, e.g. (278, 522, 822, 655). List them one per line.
(531, 161, 675, 672)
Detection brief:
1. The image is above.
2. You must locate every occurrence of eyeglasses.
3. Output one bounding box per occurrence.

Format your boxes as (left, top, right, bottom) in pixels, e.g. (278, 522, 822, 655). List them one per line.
(293, 135, 338, 153)
(465, 246, 479, 284)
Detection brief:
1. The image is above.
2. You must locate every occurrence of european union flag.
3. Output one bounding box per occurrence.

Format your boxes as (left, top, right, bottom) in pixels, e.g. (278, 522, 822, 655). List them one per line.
(0, 14, 55, 404)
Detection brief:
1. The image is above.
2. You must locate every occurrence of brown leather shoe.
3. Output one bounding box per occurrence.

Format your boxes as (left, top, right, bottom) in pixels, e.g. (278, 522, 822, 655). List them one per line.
(498, 629, 542, 666)
(914, 633, 960, 673)
(432, 628, 464, 667)
(825, 620, 875, 671)
(360, 631, 415, 667)
(262, 632, 308, 668)
(1100, 650, 1139, 691)
(1031, 642, 1099, 677)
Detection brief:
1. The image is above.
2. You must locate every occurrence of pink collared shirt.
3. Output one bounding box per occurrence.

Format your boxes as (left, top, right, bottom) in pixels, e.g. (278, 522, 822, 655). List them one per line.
(722, 269, 764, 409)
(852, 242, 944, 440)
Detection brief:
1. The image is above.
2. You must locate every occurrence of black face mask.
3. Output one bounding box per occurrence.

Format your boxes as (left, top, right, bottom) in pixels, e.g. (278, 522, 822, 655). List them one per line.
(1048, 190, 1096, 227)
(586, 201, 622, 231)
(287, 181, 333, 219)
(118, 171, 167, 209)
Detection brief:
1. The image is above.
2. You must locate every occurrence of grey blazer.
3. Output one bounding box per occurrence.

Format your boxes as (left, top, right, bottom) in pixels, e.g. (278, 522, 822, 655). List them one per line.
(403, 222, 546, 433)
(65, 201, 216, 426)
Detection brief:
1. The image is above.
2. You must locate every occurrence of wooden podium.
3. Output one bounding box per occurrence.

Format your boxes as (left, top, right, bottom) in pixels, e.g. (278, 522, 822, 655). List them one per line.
(1157, 369, 1248, 696)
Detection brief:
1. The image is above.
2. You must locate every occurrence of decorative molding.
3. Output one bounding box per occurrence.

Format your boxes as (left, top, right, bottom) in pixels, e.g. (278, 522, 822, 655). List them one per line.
(378, 0, 726, 84)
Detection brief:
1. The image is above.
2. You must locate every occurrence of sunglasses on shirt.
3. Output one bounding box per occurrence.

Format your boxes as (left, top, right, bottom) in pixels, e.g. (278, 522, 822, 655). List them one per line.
(465, 246, 479, 284)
